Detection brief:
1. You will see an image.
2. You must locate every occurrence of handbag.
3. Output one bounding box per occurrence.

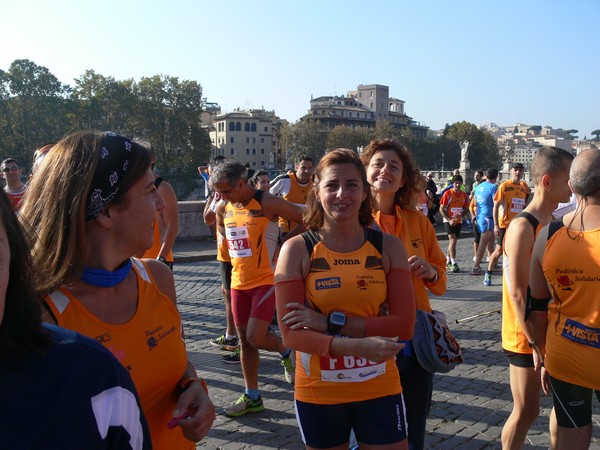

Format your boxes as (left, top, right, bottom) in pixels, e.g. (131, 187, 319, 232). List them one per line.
(413, 309, 463, 374)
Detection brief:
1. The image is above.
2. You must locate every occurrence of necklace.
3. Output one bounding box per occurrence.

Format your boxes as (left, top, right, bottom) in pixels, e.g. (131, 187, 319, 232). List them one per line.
(81, 259, 132, 287)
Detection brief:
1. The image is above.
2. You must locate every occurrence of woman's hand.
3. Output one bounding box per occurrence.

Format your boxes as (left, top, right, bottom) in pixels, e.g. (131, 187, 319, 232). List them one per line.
(408, 255, 436, 280)
(281, 302, 327, 333)
(172, 382, 216, 442)
(355, 336, 405, 363)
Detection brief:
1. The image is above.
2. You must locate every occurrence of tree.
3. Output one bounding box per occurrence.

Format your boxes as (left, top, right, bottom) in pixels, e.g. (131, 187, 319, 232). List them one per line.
(326, 125, 371, 152)
(0, 59, 70, 166)
(282, 119, 328, 164)
(591, 130, 600, 141)
(443, 121, 498, 170)
(372, 120, 406, 142)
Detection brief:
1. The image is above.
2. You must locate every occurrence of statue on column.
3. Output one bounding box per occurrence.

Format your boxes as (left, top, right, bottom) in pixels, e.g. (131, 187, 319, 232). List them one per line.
(460, 141, 470, 162)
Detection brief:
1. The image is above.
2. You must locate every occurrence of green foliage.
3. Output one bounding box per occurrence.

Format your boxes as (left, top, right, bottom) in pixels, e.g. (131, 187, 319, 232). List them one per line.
(282, 119, 328, 163)
(591, 129, 600, 141)
(0, 59, 211, 190)
(326, 125, 371, 152)
(443, 121, 499, 170)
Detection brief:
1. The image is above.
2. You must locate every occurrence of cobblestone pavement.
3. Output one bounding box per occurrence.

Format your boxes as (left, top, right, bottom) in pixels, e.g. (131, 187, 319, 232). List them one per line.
(175, 234, 600, 449)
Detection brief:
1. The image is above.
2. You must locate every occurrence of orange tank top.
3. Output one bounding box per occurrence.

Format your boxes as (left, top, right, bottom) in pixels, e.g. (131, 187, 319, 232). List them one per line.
(279, 172, 312, 233)
(224, 190, 273, 289)
(495, 180, 530, 229)
(501, 212, 541, 354)
(542, 223, 600, 390)
(43, 259, 193, 450)
(142, 215, 174, 262)
(297, 230, 401, 404)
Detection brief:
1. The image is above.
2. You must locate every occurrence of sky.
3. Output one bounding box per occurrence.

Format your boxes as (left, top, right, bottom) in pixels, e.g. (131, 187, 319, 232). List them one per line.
(2, 0, 598, 137)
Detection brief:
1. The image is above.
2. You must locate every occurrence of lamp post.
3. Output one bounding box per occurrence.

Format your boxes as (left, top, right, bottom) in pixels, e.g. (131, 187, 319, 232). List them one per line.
(442, 152, 445, 172)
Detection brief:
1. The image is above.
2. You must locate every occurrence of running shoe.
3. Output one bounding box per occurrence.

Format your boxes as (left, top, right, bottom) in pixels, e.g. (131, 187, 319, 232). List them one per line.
(470, 267, 482, 275)
(222, 348, 241, 364)
(281, 352, 295, 385)
(483, 272, 492, 286)
(224, 393, 264, 417)
(446, 261, 453, 269)
(452, 263, 460, 273)
(210, 334, 239, 351)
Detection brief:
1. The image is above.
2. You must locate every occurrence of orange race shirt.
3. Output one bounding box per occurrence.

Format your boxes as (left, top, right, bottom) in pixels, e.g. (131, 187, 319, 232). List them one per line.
(373, 206, 447, 312)
(275, 171, 312, 233)
(440, 189, 469, 223)
(494, 180, 530, 229)
(142, 214, 174, 262)
(224, 191, 273, 290)
(501, 214, 542, 354)
(298, 238, 401, 404)
(43, 259, 193, 450)
(542, 225, 600, 390)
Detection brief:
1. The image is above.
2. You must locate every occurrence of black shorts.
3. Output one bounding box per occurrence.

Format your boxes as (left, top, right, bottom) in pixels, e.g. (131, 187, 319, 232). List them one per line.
(549, 374, 600, 428)
(219, 261, 232, 291)
(444, 222, 462, 238)
(473, 220, 481, 244)
(295, 394, 407, 448)
(496, 227, 507, 247)
(504, 350, 534, 368)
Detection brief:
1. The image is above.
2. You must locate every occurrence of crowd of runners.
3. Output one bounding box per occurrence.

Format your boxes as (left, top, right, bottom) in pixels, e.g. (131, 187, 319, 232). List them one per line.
(0, 131, 598, 450)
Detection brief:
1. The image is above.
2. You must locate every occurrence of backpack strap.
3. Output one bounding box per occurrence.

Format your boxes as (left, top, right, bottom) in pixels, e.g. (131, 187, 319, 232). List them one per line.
(364, 227, 383, 254)
(547, 218, 565, 241)
(253, 188, 264, 205)
(301, 230, 321, 256)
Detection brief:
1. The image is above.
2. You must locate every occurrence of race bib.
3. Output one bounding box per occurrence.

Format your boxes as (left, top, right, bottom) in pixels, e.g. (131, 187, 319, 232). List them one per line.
(450, 207, 463, 219)
(319, 355, 386, 382)
(225, 225, 252, 258)
(510, 197, 525, 213)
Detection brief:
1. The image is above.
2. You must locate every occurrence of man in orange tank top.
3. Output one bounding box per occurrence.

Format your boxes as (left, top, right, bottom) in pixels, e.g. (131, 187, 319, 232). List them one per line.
(529, 148, 600, 450)
(499, 147, 573, 449)
(210, 160, 305, 417)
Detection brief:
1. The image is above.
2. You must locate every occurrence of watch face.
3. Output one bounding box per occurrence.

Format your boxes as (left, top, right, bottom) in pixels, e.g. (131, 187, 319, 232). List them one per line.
(330, 312, 346, 326)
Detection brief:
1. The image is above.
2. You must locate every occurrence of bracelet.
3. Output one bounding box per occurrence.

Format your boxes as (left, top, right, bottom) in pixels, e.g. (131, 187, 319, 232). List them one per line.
(179, 377, 208, 393)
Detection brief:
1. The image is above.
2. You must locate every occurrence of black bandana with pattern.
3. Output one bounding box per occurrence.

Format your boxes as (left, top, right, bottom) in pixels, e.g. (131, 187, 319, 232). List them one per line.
(85, 132, 137, 221)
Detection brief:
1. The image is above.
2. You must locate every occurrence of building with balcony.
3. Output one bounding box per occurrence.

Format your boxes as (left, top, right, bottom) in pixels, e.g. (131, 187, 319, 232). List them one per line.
(208, 108, 286, 169)
(306, 83, 428, 138)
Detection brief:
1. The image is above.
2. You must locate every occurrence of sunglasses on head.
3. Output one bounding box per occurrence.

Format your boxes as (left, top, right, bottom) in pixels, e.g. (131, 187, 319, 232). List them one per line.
(1, 166, 19, 172)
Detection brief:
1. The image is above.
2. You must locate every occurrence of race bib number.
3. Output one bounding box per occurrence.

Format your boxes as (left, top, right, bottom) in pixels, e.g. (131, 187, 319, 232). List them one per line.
(319, 355, 386, 382)
(225, 225, 252, 258)
(450, 207, 463, 219)
(510, 197, 525, 213)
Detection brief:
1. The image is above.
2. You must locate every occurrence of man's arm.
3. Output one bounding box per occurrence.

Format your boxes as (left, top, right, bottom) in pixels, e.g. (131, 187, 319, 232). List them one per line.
(157, 181, 179, 260)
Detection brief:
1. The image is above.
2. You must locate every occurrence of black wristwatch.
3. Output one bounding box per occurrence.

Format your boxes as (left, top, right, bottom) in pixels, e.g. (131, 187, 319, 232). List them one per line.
(328, 311, 346, 335)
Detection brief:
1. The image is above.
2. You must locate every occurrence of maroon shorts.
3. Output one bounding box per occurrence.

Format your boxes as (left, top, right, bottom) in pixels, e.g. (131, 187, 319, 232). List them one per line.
(231, 285, 276, 326)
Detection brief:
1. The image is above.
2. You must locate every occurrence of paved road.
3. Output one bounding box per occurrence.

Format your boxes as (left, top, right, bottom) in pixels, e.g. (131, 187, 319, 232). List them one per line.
(174, 234, 600, 449)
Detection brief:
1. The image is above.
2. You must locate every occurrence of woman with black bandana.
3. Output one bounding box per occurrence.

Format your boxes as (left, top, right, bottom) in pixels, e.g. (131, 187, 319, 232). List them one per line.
(19, 131, 215, 449)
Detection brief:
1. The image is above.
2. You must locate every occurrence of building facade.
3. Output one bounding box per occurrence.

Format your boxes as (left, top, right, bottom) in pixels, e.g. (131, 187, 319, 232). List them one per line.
(208, 108, 286, 169)
(307, 83, 428, 138)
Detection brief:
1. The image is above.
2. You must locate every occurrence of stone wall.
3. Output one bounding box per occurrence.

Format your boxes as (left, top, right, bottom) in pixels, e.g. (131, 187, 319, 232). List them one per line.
(177, 201, 213, 240)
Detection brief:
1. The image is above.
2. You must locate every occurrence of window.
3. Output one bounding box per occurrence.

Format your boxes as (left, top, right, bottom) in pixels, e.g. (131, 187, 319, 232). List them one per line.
(230, 137, 234, 143)
(229, 122, 235, 131)
(252, 162, 256, 167)
(236, 122, 241, 131)
(230, 148, 235, 155)
(244, 123, 250, 132)
(252, 137, 256, 143)
(261, 160, 265, 166)
(261, 148, 265, 154)
(246, 148, 250, 155)
(246, 137, 250, 143)
(252, 149, 256, 155)
(264, 126, 268, 132)
(261, 138, 265, 143)
(251, 123, 257, 132)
